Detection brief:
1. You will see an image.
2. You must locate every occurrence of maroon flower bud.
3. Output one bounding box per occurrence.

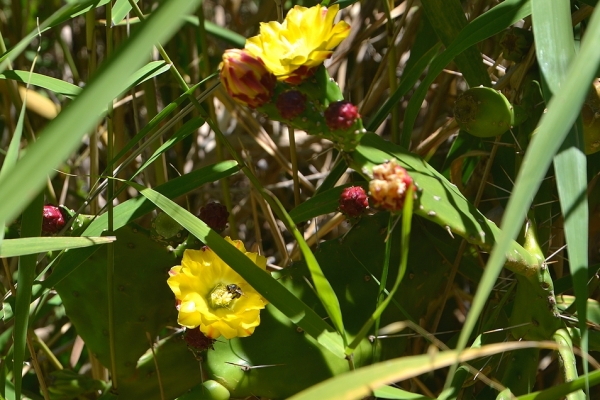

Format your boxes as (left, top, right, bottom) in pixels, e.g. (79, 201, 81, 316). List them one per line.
(219, 49, 277, 109)
(42, 205, 66, 234)
(199, 202, 230, 232)
(184, 328, 215, 351)
(339, 186, 369, 218)
(276, 90, 307, 119)
(369, 160, 416, 212)
(324, 101, 360, 130)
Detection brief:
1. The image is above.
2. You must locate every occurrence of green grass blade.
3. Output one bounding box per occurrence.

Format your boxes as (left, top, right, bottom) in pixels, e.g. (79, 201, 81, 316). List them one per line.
(402, 0, 531, 145)
(0, 70, 81, 98)
(0, 0, 202, 226)
(0, 236, 115, 258)
(420, 0, 491, 87)
(517, 369, 600, 400)
(112, 0, 135, 25)
(12, 193, 44, 400)
(453, 0, 600, 382)
(532, 0, 590, 391)
(289, 341, 547, 400)
(132, 182, 346, 359)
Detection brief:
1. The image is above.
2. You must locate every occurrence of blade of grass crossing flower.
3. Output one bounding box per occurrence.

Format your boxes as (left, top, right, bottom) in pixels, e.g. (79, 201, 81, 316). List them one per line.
(450, 2, 600, 387)
(532, 0, 590, 392)
(130, 182, 346, 359)
(346, 187, 414, 355)
(12, 193, 44, 400)
(402, 0, 531, 147)
(0, 0, 202, 227)
(0, 236, 115, 257)
(0, 161, 239, 324)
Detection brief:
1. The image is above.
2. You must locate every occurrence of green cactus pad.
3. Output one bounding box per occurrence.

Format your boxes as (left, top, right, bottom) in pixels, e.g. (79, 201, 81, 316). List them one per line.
(204, 212, 456, 398)
(454, 86, 513, 138)
(55, 224, 179, 386)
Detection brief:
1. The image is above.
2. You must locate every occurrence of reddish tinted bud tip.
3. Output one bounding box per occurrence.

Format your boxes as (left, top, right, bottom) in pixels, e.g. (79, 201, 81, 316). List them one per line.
(339, 186, 369, 218)
(184, 328, 215, 351)
(219, 49, 277, 109)
(276, 90, 307, 119)
(199, 202, 230, 232)
(324, 101, 360, 130)
(42, 205, 66, 234)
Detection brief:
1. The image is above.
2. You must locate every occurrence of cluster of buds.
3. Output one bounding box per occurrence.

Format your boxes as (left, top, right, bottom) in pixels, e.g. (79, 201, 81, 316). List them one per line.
(369, 160, 416, 212)
(325, 101, 360, 131)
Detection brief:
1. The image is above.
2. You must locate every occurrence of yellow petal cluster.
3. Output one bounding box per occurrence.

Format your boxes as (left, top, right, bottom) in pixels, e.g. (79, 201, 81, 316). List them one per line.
(167, 238, 268, 339)
(245, 4, 350, 84)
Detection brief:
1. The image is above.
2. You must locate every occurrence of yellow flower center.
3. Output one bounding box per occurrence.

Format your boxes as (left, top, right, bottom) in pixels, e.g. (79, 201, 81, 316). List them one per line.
(208, 283, 237, 309)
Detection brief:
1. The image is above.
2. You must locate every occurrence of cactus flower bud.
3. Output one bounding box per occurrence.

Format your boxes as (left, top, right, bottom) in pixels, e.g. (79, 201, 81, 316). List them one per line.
(339, 186, 369, 218)
(454, 86, 513, 138)
(276, 90, 307, 119)
(219, 49, 277, 109)
(184, 328, 215, 351)
(369, 160, 415, 212)
(199, 202, 230, 232)
(42, 205, 66, 234)
(325, 101, 360, 130)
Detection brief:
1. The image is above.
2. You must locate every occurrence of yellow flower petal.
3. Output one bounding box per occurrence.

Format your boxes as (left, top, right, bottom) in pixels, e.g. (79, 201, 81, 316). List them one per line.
(245, 4, 350, 84)
(166, 237, 268, 339)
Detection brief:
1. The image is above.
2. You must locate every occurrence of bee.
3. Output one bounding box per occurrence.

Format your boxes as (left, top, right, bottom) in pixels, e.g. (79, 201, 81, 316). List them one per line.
(226, 284, 244, 299)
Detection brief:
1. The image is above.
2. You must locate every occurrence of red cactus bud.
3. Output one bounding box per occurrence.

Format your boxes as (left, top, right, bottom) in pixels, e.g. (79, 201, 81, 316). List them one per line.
(369, 160, 416, 212)
(339, 186, 369, 217)
(184, 328, 215, 351)
(324, 101, 360, 130)
(276, 90, 307, 119)
(219, 49, 277, 108)
(42, 205, 66, 234)
(199, 202, 229, 232)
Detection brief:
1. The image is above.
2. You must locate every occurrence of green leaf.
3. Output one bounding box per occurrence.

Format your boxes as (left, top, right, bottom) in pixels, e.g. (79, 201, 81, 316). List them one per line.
(532, 0, 590, 390)
(0, 70, 81, 98)
(0, 236, 115, 258)
(112, 0, 135, 25)
(0, 0, 202, 227)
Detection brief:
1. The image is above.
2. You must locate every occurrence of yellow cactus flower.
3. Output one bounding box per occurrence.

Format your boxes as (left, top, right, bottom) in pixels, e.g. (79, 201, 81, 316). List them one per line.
(167, 238, 268, 339)
(219, 48, 277, 108)
(245, 4, 350, 84)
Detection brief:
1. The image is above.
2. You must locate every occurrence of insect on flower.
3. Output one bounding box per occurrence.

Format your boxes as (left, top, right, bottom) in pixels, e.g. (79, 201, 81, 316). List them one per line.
(226, 284, 245, 299)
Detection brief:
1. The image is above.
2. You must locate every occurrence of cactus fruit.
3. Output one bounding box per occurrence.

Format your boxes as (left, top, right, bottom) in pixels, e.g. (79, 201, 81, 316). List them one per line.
(338, 186, 369, 217)
(454, 86, 513, 138)
(583, 78, 600, 154)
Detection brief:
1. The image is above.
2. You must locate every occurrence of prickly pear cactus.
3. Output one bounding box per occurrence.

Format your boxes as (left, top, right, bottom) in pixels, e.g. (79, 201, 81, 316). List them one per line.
(202, 212, 456, 398)
(454, 86, 513, 138)
(258, 66, 364, 152)
(54, 224, 196, 398)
